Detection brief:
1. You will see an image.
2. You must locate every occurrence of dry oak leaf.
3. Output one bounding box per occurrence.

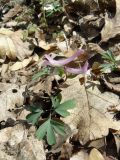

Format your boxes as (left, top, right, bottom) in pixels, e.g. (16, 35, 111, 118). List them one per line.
(61, 76, 120, 145)
(0, 28, 33, 62)
(101, 0, 120, 42)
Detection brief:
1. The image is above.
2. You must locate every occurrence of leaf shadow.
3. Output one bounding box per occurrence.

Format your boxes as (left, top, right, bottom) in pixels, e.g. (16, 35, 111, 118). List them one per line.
(85, 81, 105, 93)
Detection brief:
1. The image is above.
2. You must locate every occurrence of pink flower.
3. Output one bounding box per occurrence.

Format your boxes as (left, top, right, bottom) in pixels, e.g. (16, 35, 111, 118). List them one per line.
(65, 61, 89, 74)
(44, 50, 84, 67)
(43, 49, 88, 74)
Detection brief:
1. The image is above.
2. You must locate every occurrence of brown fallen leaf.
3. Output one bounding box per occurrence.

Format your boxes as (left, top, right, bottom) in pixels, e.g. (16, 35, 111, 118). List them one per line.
(28, 75, 55, 96)
(9, 54, 39, 71)
(64, 0, 98, 19)
(3, 4, 23, 22)
(113, 131, 120, 154)
(87, 43, 105, 55)
(104, 156, 117, 160)
(79, 15, 104, 40)
(0, 83, 25, 122)
(0, 28, 33, 62)
(89, 148, 105, 160)
(101, 0, 120, 42)
(10, 57, 32, 71)
(88, 138, 105, 151)
(100, 76, 120, 94)
(59, 143, 73, 160)
(1, 63, 9, 77)
(11, 30, 33, 60)
(35, 30, 56, 51)
(18, 136, 46, 160)
(0, 34, 15, 62)
(61, 76, 120, 145)
(0, 124, 46, 160)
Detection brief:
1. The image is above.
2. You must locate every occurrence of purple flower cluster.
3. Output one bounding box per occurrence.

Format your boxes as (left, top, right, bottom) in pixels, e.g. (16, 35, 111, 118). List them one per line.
(43, 49, 88, 74)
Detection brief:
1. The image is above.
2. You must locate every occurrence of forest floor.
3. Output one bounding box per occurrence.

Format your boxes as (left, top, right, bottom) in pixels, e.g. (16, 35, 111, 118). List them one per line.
(0, 0, 120, 160)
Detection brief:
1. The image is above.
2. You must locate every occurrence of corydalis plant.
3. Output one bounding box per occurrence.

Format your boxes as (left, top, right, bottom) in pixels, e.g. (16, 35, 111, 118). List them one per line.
(43, 0, 63, 17)
(43, 50, 88, 75)
(100, 50, 118, 72)
(26, 94, 76, 145)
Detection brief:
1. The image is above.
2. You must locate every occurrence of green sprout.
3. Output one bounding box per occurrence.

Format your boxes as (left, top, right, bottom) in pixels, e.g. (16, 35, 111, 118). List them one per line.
(100, 50, 118, 72)
(26, 94, 76, 145)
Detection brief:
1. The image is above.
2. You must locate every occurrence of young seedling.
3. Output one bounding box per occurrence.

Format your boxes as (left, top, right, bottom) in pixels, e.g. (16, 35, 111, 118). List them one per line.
(26, 94, 76, 145)
(26, 49, 88, 145)
(100, 50, 118, 72)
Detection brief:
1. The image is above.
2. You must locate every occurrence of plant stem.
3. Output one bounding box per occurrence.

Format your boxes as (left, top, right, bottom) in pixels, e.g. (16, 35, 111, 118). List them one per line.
(41, 0, 48, 27)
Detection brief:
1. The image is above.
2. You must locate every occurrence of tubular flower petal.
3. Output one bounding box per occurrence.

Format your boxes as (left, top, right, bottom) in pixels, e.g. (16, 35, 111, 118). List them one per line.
(44, 49, 84, 67)
(65, 61, 89, 74)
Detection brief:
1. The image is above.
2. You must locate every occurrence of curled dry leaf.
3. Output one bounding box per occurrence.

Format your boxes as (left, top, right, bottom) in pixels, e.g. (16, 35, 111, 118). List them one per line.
(79, 15, 104, 40)
(65, 0, 98, 18)
(59, 143, 73, 159)
(87, 43, 104, 55)
(61, 76, 120, 145)
(88, 138, 106, 151)
(3, 4, 23, 22)
(104, 156, 118, 160)
(0, 28, 33, 62)
(113, 131, 120, 155)
(35, 30, 56, 51)
(1, 63, 9, 77)
(10, 54, 39, 71)
(10, 57, 32, 71)
(101, 0, 120, 42)
(100, 76, 120, 94)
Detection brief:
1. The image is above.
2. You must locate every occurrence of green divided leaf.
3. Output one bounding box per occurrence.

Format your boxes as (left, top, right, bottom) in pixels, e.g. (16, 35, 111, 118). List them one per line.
(45, 1, 63, 17)
(36, 119, 49, 140)
(32, 67, 50, 80)
(47, 121, 56, 145)
(101, 50, 115, 62)
(36, 118, 66, 145)
(54, 67, 65, 77)
(100, 63, 114, 70)
(29, 104, 42, 112)
(26, 105, 43, 125)
(55, 99, 76, 117)
(26, 112, 42, 125)
(107, 50, 115, 61)
(57, 99, 76, 110)
(100, 63, 117, 72)
(100, 50, 118, 72)
(55, 109, 70, 117)
(51, 94, 62, 108)
(51, 120, 66, 136)
(27, 95, 75, 145)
